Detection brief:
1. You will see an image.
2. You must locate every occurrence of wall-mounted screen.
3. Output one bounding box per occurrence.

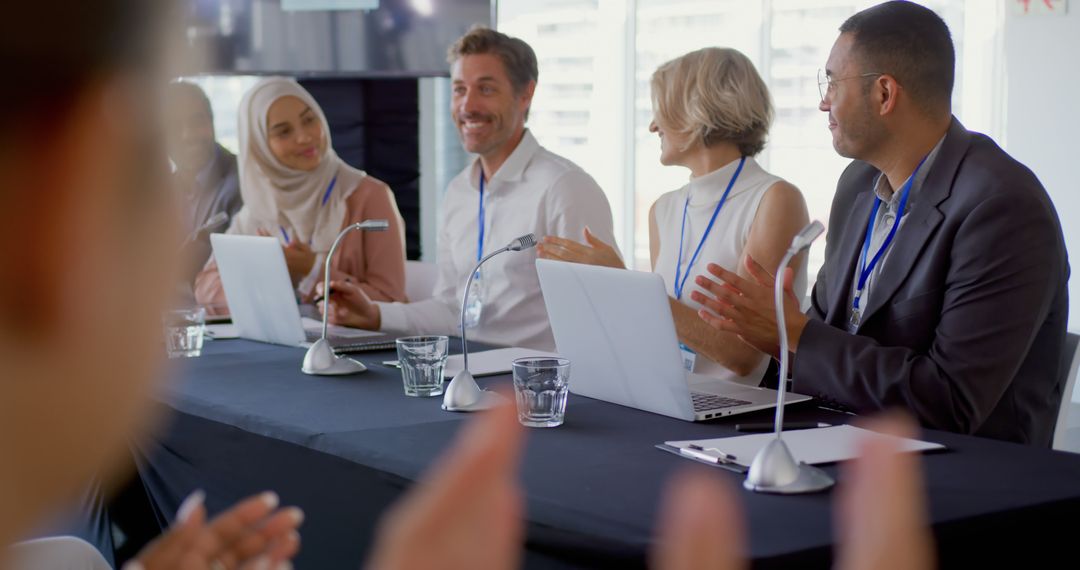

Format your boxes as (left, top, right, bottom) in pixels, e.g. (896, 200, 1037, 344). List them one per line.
(185, 0, 492, 77)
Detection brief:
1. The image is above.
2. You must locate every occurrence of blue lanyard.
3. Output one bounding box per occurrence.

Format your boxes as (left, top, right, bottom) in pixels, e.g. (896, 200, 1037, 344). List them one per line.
(321, 175, 338, 206)
(673, 156, 745, 300)
(279, 175, 338, 245)
(852, 155, 930, 311)
(477, 170, 486, 262)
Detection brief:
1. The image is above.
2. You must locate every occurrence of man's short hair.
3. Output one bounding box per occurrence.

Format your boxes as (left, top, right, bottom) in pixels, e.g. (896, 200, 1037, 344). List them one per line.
(651, 47, 773, 157)
(166, 81, 214, 121)
(447, 26, 539, 94)
(840, 0, 955, 116)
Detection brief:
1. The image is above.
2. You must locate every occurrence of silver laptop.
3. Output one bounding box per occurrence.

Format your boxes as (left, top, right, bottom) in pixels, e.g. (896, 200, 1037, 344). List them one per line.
(210, 234, 391, 348)
(536, 259, 811, 421)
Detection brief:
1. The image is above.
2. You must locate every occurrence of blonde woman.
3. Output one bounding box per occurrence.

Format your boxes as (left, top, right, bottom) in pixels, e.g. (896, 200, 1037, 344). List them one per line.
(196, 77, 407, 307)
(539, 47, 809, 385)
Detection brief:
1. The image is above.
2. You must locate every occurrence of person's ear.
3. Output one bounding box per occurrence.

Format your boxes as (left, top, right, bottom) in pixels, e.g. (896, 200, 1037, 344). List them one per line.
(519, 80, 537, 119)
(875, 74, 902, 117)
(0, 84, 127, 338)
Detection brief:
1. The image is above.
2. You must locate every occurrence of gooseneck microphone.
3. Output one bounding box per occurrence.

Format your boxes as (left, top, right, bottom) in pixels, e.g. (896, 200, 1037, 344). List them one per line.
(301, 219, 390, 376)
(505, 234, 538, 252)
(744, 220, 835, 494)
(771, 220, 823, 436)
(443, 233, 538, 412)
(189, 211, 230, 242)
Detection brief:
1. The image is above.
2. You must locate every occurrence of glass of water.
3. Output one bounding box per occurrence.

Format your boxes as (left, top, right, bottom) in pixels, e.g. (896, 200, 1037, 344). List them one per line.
(164, 307, 206, 358)
(396, 336, 449, 397)
(512, 357, 571, 428)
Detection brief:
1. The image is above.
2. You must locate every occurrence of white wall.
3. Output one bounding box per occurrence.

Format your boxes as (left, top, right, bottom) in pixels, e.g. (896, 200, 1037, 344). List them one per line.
(1003, 8, 1080, 333)
(418, 77, 469, 262)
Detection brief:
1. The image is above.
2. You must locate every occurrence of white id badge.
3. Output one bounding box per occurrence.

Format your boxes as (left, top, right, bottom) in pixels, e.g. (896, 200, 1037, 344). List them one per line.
(463, 269, 484, 329)
(678, 343, 697, 372)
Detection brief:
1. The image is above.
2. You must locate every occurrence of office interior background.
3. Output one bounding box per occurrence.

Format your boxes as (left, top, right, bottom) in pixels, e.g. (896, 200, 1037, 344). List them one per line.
(52, 2, 1074, 566)
(186, 0, 1079, 347)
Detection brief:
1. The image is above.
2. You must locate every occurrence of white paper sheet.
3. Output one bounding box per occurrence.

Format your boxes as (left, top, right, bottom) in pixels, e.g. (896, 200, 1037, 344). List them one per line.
(665, 425, 945, 467)
(443, 347, 560, 378)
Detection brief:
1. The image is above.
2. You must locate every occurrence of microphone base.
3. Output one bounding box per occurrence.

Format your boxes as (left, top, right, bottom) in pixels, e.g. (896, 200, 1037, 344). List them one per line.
(302, 338, 368, 376)
(441, 390, 507, 412)
(743, 437, 834, 495)
(442, 370, 507, 412)
(743, 463, 834, 494)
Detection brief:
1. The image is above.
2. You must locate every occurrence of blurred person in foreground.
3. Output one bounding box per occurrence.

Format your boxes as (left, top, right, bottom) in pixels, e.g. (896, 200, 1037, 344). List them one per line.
(0, 1, 302, 568)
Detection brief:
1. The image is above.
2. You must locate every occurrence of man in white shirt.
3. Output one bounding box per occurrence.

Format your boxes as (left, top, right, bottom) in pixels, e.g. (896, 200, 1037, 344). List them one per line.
(319, 27, 616, 351)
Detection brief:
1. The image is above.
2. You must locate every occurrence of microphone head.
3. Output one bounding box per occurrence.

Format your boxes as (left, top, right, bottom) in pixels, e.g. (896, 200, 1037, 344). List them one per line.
(357, 219, 390, 231)
(790, 220, 824, 252)
(201, 211, 229, 233)
(507, 233, 538, 252)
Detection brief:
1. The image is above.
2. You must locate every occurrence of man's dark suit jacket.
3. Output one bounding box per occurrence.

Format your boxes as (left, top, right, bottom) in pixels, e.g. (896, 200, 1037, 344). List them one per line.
(793, 118, 1070, 445)
(175, 143, 242, 284)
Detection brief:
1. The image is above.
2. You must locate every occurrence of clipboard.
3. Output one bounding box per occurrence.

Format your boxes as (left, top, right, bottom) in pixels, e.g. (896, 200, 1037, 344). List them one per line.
(664, 425, 946, 468)
(655, 443, 749, 474)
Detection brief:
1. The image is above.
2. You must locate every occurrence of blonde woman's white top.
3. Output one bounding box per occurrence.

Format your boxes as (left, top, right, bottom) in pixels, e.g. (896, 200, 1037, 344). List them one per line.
(652, 156, 807, 385)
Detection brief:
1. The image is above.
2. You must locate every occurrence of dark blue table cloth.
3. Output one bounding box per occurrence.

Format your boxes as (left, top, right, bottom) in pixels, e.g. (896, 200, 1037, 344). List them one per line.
(140, 338, 1080, 569)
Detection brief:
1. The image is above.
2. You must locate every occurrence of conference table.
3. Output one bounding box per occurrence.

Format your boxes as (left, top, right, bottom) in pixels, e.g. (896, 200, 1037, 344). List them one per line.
(139, 338, 1080, 569)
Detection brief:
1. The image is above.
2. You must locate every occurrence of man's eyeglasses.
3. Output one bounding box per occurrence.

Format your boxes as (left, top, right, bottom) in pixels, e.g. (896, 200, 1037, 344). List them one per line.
(817, 68, 883, 101)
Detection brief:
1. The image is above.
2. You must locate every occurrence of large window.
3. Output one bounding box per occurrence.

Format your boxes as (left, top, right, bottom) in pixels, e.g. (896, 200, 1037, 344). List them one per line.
(499, 0, 1004, 278)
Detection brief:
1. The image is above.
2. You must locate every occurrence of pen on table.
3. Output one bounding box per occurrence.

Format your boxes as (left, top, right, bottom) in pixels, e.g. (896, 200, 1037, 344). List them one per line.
(681, 444, 737, 464)
(735, 421, 831, 433)
(313, 276, 351, 305)
(312, 288, 335, 306)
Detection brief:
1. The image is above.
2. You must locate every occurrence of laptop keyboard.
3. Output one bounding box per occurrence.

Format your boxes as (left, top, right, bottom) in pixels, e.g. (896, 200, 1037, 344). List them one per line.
(304, 330, 357, 343)
(691, 391, 752, 412)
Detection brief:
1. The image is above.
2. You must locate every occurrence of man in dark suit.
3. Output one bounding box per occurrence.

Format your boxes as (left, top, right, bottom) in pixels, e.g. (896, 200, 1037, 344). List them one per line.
(165, 81, 242, 285)
(692, 0, 1070, 445)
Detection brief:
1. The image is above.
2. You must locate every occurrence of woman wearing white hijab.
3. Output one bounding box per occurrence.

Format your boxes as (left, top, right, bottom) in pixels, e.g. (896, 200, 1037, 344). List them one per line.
(196, 77, 407, 306)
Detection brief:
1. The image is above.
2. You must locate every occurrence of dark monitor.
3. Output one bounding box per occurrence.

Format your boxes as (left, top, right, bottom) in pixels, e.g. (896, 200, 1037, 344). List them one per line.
(185, 0, 492, 77)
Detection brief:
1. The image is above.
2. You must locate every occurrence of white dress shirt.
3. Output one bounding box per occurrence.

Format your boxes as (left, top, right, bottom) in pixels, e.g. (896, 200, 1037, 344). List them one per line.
(377, 130, 617, 351)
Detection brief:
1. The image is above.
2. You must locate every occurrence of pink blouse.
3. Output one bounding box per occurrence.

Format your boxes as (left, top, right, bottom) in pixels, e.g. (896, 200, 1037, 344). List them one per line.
(195, 176, 407, 308)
